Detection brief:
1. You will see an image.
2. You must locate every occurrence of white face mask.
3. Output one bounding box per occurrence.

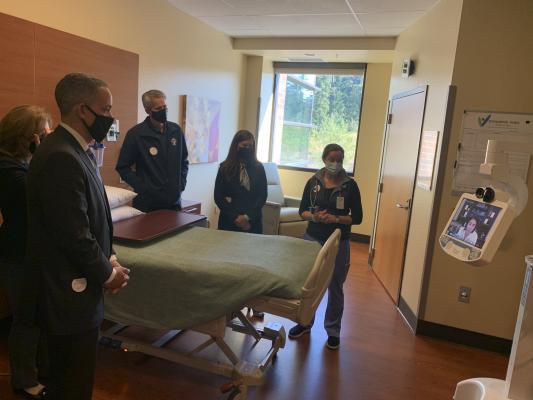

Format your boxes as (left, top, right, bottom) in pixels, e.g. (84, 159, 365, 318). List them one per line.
(325, 161, 343, 175)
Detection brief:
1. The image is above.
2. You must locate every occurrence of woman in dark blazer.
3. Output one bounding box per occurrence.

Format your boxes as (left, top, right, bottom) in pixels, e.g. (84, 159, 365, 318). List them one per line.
(0, 105, 51, 399)
(214, 130, 267, 234)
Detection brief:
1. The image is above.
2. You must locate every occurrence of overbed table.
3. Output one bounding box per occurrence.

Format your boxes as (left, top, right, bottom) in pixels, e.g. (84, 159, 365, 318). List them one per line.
(113, 209, 207, 242)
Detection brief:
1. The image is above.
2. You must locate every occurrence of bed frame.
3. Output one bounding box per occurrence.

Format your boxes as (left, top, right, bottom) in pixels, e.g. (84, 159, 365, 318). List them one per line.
(100, 229, 340, 399)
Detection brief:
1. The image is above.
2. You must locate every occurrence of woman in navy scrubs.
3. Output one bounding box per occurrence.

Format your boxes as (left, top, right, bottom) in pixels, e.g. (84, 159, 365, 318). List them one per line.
(288, 143, 363, 350)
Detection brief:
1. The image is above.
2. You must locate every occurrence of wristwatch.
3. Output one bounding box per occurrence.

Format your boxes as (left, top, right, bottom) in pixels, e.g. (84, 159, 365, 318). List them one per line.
(335, 216, 340, 224)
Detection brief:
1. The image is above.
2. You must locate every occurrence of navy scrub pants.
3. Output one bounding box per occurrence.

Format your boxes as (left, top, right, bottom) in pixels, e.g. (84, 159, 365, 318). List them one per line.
(303, 233, 351, 338)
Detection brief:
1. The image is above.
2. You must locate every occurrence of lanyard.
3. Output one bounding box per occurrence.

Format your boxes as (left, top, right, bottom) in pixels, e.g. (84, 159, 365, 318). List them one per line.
(309, 177, 346, 211)
(309, 178, 320, 210)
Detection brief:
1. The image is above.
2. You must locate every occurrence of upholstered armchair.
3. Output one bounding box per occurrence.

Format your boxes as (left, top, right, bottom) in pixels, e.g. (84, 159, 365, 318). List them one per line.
(262, 163, 307, 238)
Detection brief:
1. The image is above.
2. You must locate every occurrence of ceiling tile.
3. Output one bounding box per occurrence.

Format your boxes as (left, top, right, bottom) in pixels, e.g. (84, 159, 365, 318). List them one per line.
(199, 15, 265, 30)
(255, 14, 361, 31)
(357, 11, 425, 28)
(167, 0, 237, 17)
(200, 14, 365, 36)
(266, 28, 365, 37)
(214, 0, 351, 16)
(347, 0, 440, 13)
(168, 0, 436, 37)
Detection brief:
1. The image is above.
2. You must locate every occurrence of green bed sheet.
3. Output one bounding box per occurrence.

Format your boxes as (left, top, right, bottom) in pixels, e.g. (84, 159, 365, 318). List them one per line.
(104, 227, 321, 330)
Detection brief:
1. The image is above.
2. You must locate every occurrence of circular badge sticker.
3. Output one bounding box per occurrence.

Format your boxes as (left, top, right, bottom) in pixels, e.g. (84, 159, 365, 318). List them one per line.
(149, 147, 158, 156)
(313, 184, 321, 193)
(170, 138, 177, 146)
(71, 278, 87, 293)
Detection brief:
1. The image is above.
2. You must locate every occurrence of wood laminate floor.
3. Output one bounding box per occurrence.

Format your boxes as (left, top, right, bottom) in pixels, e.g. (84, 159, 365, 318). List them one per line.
(0, 242, 507, 399)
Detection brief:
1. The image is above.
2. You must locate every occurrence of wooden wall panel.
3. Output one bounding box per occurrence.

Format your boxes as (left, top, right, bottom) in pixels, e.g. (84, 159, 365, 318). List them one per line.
(34, 25, 139, 186)
(0, 12, 139, 186)
(0, 13, 36, 116)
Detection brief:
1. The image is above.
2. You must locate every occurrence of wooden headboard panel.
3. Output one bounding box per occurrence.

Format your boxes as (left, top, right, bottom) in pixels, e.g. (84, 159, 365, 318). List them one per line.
(0, 12, 139, 186)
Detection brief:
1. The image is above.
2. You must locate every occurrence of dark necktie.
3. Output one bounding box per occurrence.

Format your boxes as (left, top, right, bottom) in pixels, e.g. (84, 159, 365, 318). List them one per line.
(86, 149, 102, 182)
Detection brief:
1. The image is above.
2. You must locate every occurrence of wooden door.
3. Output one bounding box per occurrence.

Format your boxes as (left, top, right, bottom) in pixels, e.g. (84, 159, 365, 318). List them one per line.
(371, 86, 427, 303)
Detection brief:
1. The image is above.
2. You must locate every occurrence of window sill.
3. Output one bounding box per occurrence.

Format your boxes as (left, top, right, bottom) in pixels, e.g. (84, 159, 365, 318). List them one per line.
(277, 164, 354, 177)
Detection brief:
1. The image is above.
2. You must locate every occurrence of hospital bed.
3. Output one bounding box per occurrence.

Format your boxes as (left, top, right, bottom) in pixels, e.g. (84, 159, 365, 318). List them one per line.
(101, 210, 340, 399)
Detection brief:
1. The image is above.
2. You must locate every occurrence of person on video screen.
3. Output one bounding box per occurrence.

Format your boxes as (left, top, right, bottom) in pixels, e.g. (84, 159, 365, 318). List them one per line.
(456, 217, 478, 246)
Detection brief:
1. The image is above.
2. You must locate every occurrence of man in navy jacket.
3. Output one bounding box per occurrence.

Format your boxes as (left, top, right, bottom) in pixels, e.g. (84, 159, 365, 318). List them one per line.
(116, 90, 189, 212)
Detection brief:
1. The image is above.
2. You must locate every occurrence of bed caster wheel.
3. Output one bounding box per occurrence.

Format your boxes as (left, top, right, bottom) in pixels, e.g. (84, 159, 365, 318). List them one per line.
(228, 389, 243, 400)
(220, 382, 245, 400)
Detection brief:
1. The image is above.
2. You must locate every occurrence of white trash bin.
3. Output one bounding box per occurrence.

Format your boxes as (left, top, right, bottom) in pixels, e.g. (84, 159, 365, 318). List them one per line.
(454, 378, 508, 400)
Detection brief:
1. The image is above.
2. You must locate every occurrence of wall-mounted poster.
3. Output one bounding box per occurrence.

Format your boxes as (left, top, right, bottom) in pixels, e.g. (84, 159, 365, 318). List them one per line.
(180, 95, 221, 163)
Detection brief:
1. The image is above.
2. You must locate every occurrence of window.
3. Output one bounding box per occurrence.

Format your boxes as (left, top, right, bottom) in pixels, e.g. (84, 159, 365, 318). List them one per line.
(269, 63, 366, 174)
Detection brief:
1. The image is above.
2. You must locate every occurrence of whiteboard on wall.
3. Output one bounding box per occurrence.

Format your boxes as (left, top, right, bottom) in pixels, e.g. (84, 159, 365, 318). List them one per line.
(417, 130, 439, 191)
(452, 111, 533, 194)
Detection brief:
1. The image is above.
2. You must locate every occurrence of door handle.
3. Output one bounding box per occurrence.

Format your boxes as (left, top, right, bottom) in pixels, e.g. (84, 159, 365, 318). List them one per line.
(395, 199, 411, 210)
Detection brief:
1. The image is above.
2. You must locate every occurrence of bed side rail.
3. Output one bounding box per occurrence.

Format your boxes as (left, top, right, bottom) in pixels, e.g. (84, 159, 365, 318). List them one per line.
(298, 229, 341, 325)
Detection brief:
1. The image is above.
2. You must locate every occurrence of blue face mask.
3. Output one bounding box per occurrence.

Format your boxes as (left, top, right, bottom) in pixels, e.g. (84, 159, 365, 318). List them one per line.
(325, 161, 343, 175)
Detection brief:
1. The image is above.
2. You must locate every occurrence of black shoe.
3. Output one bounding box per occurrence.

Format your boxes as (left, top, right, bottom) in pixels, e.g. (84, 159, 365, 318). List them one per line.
(14, 387, 49, 399)
(326, 336, 340, 350)
(288, 324, 311, 339)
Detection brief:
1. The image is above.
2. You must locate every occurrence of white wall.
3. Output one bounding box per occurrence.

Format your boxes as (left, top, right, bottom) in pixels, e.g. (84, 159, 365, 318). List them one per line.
(389, 0, 463, 316)
(423, 0, 533, 338)
(0, 0, 244, 224)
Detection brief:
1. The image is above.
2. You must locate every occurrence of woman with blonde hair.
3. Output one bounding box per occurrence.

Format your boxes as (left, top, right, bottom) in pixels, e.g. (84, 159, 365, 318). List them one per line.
(0, 105, 52, 399)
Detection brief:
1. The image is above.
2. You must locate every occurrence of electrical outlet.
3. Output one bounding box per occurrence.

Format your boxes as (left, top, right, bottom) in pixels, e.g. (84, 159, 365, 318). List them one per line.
(458, 286, 471, 303)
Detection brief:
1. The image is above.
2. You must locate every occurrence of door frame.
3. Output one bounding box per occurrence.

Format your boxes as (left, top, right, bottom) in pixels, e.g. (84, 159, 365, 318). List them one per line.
(369, 85, 428, 304)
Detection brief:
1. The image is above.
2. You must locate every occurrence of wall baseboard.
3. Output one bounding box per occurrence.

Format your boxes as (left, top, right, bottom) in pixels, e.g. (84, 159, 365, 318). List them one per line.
(350, 233, 370, 243)
(416, 319, 512, 355)
(395, 303, 511, 355)
(398, 296, 418, 332)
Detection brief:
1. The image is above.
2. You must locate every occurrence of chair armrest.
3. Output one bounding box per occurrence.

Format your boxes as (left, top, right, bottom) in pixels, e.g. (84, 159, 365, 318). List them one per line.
(284, 196, 302, 208)
(265, 200, 282, 207)
(262, 202, 281, 235)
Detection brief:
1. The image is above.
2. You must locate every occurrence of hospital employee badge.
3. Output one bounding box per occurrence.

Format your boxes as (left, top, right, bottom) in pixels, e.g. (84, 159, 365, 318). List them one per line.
(149, 146, 158, 156)
(171, 138, 177, 146)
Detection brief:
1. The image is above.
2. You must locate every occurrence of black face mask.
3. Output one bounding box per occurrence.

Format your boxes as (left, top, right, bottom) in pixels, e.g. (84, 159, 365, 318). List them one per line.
(82, 105, 114, 143)
(29, 141, 38, 154)
(151, 107, 167, 123)
(238, 147, 254, 161)
(28, 132, 47, 155)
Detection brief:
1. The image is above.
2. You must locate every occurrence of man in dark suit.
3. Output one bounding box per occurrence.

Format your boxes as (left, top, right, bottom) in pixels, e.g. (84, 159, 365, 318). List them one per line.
(27, 73, 130, 399)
